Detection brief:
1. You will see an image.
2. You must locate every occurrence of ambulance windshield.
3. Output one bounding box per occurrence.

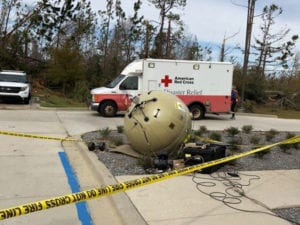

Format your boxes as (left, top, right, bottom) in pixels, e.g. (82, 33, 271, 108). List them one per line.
(106, 74, 125, 88)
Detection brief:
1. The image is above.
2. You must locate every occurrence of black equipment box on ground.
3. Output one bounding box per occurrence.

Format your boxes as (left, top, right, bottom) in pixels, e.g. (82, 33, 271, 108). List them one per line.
(183, 143, 226, 173)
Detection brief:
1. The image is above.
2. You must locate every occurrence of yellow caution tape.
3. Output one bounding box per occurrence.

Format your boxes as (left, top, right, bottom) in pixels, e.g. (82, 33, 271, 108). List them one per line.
(0, 135, 299, 221)
(194, 135, 297, 148)
(0, 130, 80, 142)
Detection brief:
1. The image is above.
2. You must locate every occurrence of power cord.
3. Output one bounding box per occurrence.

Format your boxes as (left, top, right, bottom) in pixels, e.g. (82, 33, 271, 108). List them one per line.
(192, 171, 299, 225)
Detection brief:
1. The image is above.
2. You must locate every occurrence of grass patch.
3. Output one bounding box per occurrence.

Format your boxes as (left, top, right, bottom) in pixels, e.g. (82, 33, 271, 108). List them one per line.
(33, 85, 86, 108)
(253, 105, 300, 119)
(40, 95, 85, 107)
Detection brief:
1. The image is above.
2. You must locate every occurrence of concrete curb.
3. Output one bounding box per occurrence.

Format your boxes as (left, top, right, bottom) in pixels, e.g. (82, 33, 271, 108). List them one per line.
(63, 138, 148, 225)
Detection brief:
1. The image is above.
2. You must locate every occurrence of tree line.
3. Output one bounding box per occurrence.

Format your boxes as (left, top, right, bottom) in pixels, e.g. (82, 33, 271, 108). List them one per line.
(0, 0, 299, 107)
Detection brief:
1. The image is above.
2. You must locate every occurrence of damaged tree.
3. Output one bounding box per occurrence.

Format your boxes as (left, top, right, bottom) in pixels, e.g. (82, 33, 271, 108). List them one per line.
(253, 4, 299, 74)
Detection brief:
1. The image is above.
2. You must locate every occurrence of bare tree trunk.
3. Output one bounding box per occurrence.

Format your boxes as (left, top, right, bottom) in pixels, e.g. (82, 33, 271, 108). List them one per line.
(262, 48, 268, 73)
(241, 0, 256, 102)
(219, 31, 239, 62)
(157, 1, 166, 57)
(220, 35, 225, 62)
(165, 18, 171, 58)
(144, 20, 151, 58)
(257, 17, 271, 72)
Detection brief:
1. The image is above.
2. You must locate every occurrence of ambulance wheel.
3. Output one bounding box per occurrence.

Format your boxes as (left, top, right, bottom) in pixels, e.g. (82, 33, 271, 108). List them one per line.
(189, 104, 205, 120)
(99, 101, 117, 117)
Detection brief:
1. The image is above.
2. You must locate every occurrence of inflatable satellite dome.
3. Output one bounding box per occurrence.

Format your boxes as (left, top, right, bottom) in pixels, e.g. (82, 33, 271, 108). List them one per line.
(124, 91, 192, 156)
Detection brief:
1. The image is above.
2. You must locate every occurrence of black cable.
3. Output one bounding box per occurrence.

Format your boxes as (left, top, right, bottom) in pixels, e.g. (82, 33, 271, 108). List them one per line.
(192, 171, 299, 225)
(127, 97, 156, 119)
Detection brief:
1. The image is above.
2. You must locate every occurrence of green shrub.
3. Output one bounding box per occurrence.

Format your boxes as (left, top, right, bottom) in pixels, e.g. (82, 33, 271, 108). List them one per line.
(225, 127, 240, 137)
(199, 125, 208, 134)
(286, 132, 297, 148)
(117, 125, 124, 133)
(193, 126, 208, 136)
(111, 136, 123, 146)
(279, 143, 292, 153)
(251, 135, 269, 158)
(242, 100, 254, 113)
(254, 150, 269, 158)
(265, 129, 279, 141)
(279, 132, 297, 153)
(99, 127, 111, 138)
(286, 132, 295, 139)
(242, 125, 253, 134)
(228, 137, 243, 151)
(137, 156, 153, 170)
(209, 132, 222, 141)
(72, 81, 90, 102)
(250, 135, 261, 145)
(192, 130, 200, 137)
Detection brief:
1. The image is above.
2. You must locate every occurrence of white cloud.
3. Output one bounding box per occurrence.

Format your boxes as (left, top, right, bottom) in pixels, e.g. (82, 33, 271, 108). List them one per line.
(180, 1, 248, 46)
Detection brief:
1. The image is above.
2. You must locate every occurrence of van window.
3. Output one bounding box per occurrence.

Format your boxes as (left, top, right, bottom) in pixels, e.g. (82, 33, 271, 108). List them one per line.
(106, 74, 125, 88)
(120, 76, 138, 90)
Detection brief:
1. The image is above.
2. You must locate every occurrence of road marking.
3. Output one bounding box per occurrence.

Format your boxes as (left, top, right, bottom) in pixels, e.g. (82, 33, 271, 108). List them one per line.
(58, 152, 93, 225)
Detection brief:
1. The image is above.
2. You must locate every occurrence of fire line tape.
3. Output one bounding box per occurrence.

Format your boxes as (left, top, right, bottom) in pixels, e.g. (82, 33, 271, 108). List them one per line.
(0, 130, 80, 142)
(0, 135, 299, 221)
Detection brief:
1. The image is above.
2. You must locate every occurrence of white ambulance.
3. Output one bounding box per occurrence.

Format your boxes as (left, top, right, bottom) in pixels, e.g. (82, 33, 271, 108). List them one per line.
(90, 59, 233, 119)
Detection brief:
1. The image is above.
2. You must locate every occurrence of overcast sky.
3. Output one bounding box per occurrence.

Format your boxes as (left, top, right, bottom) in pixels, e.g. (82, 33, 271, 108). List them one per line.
(90, 0, 300, 59)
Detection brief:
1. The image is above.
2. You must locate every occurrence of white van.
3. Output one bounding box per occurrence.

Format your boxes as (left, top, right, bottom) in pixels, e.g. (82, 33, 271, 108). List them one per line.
(90, 59, 233, 119)
(0, 70, 31, 104)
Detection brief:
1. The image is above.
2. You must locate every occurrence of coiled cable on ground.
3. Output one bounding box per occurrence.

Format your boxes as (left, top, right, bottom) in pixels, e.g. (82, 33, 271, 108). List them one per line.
(191, 170, 299, 225)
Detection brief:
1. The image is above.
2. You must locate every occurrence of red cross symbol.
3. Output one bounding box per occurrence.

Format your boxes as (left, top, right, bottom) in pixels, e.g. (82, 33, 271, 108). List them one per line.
(161, 75, 172, 87)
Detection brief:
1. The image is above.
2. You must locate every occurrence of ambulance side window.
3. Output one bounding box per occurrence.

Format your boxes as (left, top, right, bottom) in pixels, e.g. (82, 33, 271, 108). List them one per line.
(120, 76, 138, 90)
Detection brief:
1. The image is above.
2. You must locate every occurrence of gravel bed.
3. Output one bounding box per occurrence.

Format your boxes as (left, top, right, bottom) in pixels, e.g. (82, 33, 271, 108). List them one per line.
(81, 129, 300, 225)
(273, 208, 300, 225)
(221, 131, 300, 172)
(81, 130, 300, 176)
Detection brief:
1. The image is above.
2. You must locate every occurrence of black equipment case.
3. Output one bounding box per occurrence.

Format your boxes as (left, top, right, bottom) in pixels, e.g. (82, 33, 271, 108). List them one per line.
(183, 143, 226, 173)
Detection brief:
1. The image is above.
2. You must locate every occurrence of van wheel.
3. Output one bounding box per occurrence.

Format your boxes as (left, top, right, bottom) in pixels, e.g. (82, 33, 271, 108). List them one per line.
(189, 104, 205, 120)
(99, 101, 117, 117)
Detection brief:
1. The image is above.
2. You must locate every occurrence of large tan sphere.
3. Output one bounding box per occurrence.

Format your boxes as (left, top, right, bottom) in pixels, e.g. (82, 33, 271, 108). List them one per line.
(124, 91, 192, 156)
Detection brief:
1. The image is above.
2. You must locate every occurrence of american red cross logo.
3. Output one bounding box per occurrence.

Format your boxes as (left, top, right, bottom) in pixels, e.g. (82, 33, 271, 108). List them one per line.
(161, 75, 172, 87)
